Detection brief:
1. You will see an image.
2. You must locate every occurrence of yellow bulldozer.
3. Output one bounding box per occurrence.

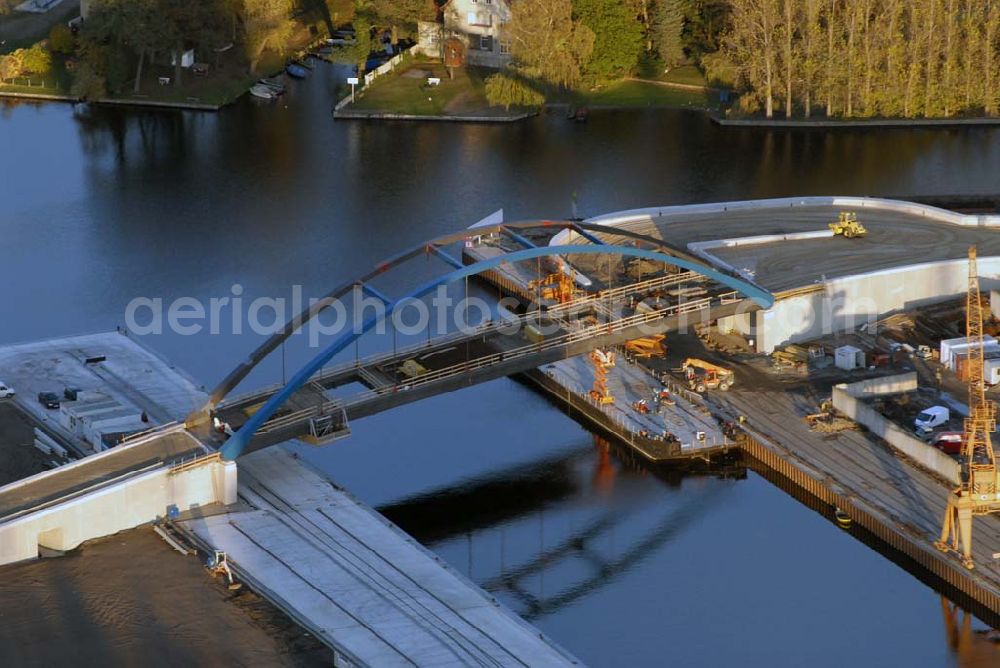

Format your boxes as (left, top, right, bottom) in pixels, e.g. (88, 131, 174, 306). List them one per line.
(829, 211, 867, 238)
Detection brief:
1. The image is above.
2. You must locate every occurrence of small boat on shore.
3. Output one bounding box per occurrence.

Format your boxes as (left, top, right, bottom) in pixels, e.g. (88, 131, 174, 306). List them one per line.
(250, 83, 278, 100)
(286, 63, 310, 79)
(258, 77, 286, 94)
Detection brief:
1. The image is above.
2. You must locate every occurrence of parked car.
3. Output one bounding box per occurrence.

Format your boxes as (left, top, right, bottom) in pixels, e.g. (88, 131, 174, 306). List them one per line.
(0, 381, 14, 399)
(64, 387, 82, 401)
(932, 431, 965, 455)
(915, 405, 949, 433)
(37, 392, 60, 409)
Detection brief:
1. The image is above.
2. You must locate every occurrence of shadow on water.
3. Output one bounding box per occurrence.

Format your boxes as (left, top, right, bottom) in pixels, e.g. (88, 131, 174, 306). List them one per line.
(381, 435, 744, 620)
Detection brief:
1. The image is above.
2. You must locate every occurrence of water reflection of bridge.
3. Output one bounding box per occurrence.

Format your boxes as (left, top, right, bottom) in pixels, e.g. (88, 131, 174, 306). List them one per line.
(382, 438, 745, 620)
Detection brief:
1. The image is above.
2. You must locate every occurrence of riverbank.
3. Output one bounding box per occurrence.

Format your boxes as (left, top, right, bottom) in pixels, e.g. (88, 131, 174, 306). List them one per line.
(338, 60, 720, 122)
(335, 108, 535, 123)
(712, 113, 1000, 128)
(0, 12, 328, 111)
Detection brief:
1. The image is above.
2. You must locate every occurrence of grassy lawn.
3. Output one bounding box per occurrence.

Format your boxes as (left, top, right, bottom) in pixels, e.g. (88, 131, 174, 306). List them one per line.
(579, 79, 714, 108)
(658, 64, 709, 87)
(107, 61, 261, 107)
(0, 0, 79, 53)
(350, 63, 500, 116)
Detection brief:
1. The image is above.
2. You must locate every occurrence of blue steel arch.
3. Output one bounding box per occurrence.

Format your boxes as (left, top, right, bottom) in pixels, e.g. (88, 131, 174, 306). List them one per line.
(192, 219, 768, 421)
(220, 243, 773, 460)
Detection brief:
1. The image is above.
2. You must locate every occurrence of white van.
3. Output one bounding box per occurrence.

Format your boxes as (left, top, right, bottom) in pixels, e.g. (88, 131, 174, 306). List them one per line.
(0, 381, 15, 399)
(915, 406, 950, 433)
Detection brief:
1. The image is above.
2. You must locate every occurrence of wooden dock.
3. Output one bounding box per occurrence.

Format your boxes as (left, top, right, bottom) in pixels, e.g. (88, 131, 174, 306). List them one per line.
(717, 389, 1000, 625)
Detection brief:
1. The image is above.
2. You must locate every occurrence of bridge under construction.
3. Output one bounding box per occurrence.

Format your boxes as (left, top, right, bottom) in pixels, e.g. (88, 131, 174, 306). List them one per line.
(8, 197, 1000, 663)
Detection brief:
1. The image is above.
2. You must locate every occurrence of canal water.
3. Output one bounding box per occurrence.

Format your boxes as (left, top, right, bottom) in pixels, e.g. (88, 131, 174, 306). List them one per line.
(3, 62, 1000, 665)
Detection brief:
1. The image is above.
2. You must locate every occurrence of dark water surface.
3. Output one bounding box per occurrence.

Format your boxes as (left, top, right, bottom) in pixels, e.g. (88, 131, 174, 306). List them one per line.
(2, 62, 1000, 666)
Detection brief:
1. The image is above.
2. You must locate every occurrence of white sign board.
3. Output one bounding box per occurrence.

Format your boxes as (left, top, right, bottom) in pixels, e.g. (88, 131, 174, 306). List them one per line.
(347, 77, 359, 85)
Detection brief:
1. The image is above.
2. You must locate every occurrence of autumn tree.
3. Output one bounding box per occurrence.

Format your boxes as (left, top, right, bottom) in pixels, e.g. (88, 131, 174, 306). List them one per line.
(49, 24, 76, 54)
(240, 0, 294, 73)
(508, 0, 595, 89)
(727, 0, 780, 117)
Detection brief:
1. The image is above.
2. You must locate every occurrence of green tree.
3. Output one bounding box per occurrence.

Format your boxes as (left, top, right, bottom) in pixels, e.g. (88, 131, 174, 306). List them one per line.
(119, 0, 166, 93)
(366, 0, 433, 43)
(49, 24, 76, 54)
(574, 0, 644, 81)
(338, 13, 372, 74)
(484, 72, 545, 109)
(684, 0, 730, 55)
(70, 61, 108, 99)
(509, 0, 595, 89)
(654, 0, 687, 68)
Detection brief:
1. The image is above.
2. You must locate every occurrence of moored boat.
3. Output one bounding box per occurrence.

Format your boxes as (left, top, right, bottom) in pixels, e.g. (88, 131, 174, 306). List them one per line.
(286, 63, 310, 79)
(250, 83, 278, 100)
(258, 77, 286, 94)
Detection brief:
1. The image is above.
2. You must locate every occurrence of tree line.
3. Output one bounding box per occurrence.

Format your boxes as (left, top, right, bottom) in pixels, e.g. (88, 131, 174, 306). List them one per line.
(503, 0, 1000, 119)
(726, 0, 1000, 119)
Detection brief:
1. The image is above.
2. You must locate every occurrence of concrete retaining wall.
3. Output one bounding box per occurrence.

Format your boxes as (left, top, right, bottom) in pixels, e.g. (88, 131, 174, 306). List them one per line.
(756, 257, 1000, 351)
(0, 456, 237, 565)
(832, 374, 960, 483)
(575, 196, 1000, 234)
(837, 372, 919, 397)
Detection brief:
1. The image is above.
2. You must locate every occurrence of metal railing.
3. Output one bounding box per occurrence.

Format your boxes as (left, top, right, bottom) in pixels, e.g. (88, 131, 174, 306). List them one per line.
(222, 277, 730, 410)
(257, 293, 744, 435)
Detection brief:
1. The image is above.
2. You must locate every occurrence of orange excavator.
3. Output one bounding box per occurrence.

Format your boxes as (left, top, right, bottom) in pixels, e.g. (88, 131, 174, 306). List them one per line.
(589, 348, 616, 405)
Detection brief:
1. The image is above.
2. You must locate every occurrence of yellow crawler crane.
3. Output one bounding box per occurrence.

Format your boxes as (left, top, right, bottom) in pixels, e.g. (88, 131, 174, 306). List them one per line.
(829, 211, 867, 238)
(589, 349, 616, 405)
(935, 246, 1000, 569)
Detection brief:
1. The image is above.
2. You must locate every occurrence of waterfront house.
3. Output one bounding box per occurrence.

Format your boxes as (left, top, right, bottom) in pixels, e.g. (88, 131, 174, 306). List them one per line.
(416, 0, 513, 69)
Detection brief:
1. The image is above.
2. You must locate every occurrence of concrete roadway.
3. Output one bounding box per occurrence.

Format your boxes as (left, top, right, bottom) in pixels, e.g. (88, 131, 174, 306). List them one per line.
(0, 430, 205, 520)
(597, 206, 1000, 293)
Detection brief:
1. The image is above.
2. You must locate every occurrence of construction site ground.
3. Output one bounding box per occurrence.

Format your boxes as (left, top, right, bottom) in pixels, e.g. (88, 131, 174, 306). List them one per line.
(539, 353, 726, 453)
(0, 400, 53, 486)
